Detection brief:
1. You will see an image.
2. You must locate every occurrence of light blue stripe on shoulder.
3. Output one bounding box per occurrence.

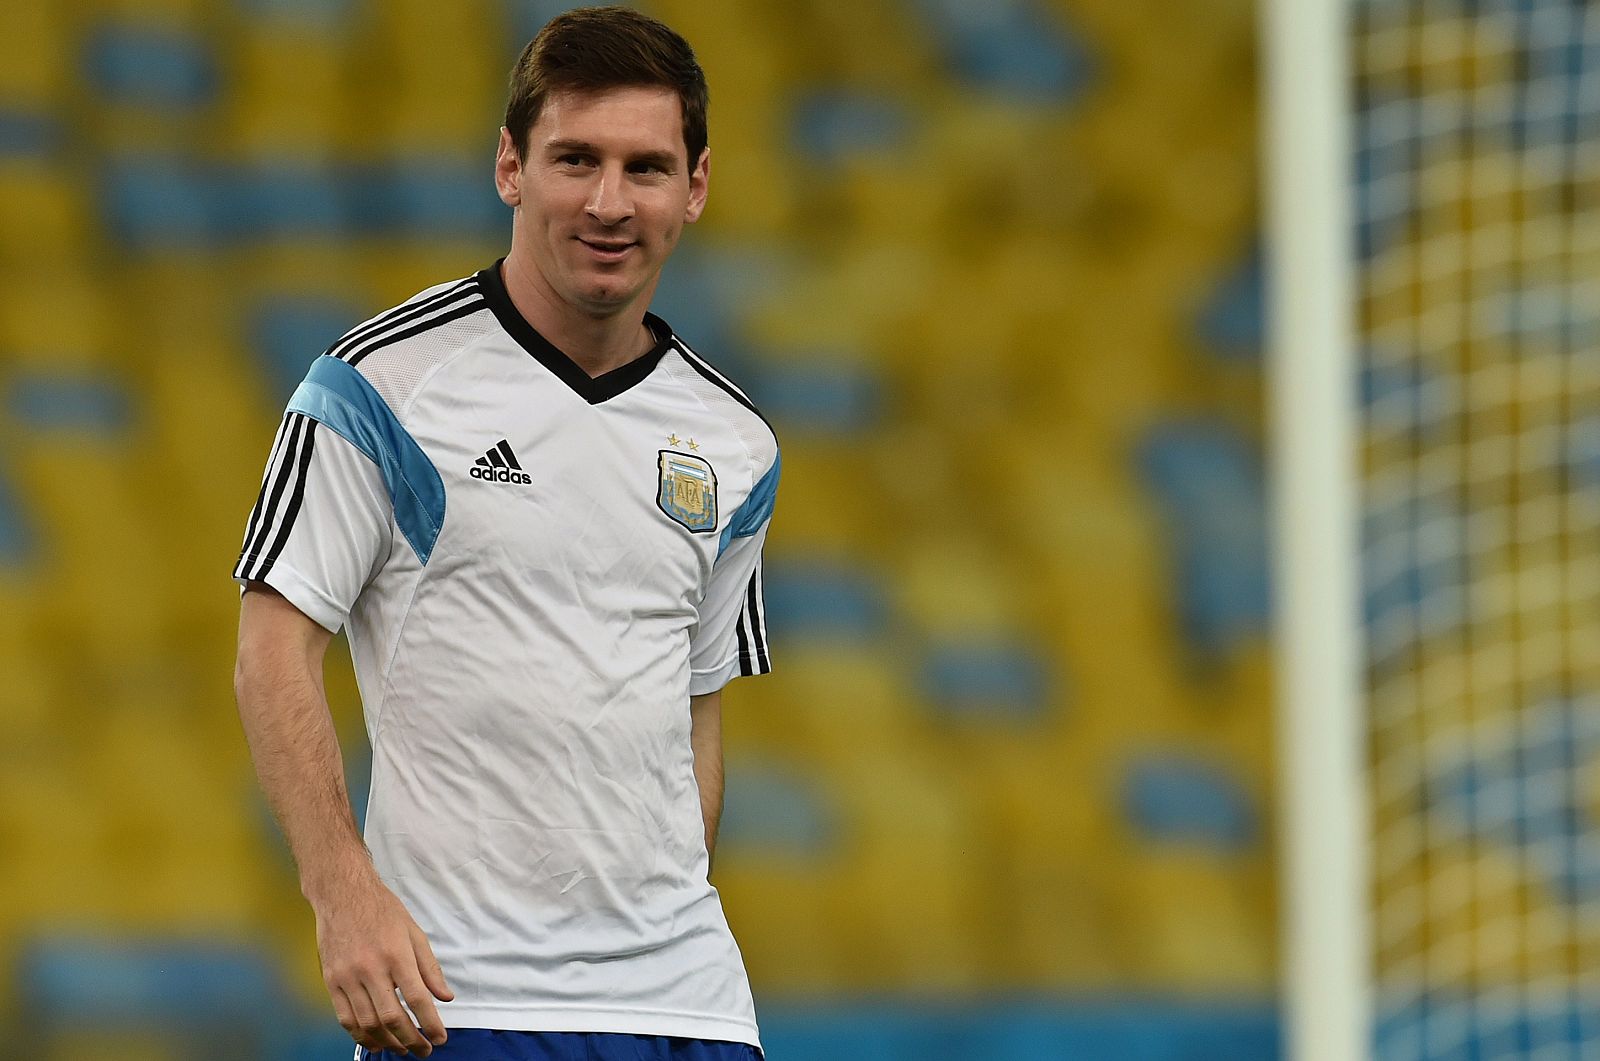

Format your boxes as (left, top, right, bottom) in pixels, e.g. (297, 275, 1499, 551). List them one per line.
(286, 355, 446, 564)
(718, 451, 781, 558)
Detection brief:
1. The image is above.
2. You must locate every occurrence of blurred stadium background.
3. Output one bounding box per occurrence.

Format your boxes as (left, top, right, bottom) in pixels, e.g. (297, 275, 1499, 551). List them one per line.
(0, 0, 1595, 1057)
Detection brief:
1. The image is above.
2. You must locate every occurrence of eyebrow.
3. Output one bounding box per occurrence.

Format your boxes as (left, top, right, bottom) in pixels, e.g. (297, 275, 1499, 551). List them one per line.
(545, 139, 678, 170)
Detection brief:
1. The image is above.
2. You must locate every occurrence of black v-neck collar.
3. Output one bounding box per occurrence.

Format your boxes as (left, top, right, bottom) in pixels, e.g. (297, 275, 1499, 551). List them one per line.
(477, 259, 673, 405)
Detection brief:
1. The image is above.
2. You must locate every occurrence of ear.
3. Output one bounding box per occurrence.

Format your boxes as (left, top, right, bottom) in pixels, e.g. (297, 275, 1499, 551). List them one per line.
(683, 147, 709, 224)
(495, 127, 522, 207)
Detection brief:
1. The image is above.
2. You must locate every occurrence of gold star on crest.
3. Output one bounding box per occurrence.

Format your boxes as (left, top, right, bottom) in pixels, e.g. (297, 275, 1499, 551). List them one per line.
(687, 438, 700, 451)
(667, 433, 681, 446)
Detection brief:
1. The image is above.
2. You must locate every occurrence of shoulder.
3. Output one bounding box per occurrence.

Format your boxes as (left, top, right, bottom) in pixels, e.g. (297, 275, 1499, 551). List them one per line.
(658, 328, 779, 472)
(322, 272, 496, 413)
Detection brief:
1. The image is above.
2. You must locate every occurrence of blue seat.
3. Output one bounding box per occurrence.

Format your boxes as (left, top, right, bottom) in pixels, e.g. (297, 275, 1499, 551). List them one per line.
(1136, 419, 1270, 659)
(223, 162, 354, 238)
(82, 24, 218, 110)
(100, 154, 222, 249)
(359, 158, 505, 237)
(0, 108, 64, 159)
(903, 0, 1094, 101)
(761, 561, 888, 641)
(746, 357, 881, 435)
(1196, 247, 1263, 362)
(18, 935, 293, 1056)
(719, 757, 836, 856)
(917, 638, 1053, 723)
(248, 296, 363, 402)
(1122, 753, 1259, 851)
(790, 91, 914, 162)
(8, 373, 133, 436)
(0, 458, 34, 568)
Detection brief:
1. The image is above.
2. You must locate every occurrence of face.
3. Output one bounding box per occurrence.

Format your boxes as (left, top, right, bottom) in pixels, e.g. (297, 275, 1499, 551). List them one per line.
(495, 85, 709, 319)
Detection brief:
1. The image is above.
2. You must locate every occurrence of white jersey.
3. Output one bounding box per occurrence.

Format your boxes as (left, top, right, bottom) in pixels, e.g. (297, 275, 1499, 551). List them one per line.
(233, 262, 776, 1047)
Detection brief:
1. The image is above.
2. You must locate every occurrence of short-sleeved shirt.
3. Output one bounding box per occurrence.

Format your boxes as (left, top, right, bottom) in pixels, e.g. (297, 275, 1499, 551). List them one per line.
(233, 261, 777, 1048)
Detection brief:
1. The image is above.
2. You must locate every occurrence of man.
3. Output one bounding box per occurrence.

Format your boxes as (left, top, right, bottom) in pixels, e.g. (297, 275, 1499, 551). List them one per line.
(231, 9, 777, 1059)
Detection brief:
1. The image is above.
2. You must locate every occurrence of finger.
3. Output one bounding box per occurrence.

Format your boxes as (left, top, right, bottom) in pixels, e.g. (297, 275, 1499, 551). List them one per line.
(337, 986, 390, 1054)
(351, 980, 410, 1055)
(331, 985, 362, 1041)
(367, 981, 430, 1057)
(410, 922, 455, 1002)
(397, 969, 448, 1047)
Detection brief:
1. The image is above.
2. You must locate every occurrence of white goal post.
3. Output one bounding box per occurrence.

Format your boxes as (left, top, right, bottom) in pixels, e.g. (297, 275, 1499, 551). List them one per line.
(1262, 0, 1371, 1059)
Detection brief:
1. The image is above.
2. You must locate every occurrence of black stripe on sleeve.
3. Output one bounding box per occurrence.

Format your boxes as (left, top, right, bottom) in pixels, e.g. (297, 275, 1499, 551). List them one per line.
(734, 608, 754, 676)
(238, 414, 293, 568)
(253, 420, 318, 580)
(329, 277, 478, 361)
(240, 414, 307, 578)
(345, 299, 488, 367)
(745, 570, 770, 673)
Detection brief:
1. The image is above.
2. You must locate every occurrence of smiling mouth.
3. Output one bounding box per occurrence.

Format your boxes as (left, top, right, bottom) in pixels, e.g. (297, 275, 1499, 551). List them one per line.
(577, 237, 636, 258)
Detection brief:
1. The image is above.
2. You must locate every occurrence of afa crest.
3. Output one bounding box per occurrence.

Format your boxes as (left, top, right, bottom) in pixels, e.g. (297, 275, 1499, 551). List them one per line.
(657, 450, 718, 533)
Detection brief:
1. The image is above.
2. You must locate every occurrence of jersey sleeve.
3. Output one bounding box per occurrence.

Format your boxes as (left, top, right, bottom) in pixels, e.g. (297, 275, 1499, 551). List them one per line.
(688, 453, 779, 695)
(232, 409, 391, 633)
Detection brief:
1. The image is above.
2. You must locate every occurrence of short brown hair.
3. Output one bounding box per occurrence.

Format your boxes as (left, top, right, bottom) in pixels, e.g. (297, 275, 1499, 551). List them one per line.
(504, 6, 708, 168)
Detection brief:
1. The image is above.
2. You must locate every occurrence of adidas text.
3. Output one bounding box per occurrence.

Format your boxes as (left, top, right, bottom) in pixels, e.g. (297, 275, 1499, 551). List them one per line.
(471, 466, 531, 484)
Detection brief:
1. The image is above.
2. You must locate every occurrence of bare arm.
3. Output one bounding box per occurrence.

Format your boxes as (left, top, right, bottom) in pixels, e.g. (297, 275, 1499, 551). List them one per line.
(235, 584, 452, 1057)
(690, 690, 724, 864)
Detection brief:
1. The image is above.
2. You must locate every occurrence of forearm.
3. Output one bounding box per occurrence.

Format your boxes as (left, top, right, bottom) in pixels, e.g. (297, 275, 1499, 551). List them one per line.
(234, 618, 373, 905)
(689, 691, 724, 861)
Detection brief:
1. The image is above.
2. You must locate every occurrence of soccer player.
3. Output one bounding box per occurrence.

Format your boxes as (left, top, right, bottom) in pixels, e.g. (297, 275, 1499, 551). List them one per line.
(230, 8, 777, 1059)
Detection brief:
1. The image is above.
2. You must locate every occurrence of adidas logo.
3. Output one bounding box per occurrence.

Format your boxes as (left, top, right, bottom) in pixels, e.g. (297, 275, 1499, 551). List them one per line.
(470, 439, 532, 484)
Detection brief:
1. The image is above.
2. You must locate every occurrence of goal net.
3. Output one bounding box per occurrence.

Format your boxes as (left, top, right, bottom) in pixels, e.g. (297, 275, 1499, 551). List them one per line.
(1354, 0, 1600, 1055)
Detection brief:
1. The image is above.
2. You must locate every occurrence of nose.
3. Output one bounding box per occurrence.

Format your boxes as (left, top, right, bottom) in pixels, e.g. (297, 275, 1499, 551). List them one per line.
(585, 165, 633, 227)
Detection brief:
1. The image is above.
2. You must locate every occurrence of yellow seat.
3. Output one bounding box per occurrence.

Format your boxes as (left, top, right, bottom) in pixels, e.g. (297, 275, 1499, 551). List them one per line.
(1115, 849, 1275, 991)
(0, 269, 120, 367)
(222, 27, 357, 159)
(0, 164, 94, 267)
(0, 3, 73, 101)
(366, 0, 504, 152)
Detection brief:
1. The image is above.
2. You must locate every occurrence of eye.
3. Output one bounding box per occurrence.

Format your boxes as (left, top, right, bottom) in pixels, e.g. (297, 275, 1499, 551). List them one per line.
(557, 153, 591, 167)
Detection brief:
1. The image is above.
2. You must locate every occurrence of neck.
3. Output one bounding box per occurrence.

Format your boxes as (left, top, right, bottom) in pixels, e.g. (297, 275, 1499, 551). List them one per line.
(499, 253, 655, 378)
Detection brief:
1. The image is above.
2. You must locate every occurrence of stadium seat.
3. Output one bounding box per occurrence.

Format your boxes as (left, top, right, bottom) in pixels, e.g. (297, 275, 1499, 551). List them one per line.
(0, 455, 35, 569)
(0, 161, 94, 265)
(789, 91, 914, 163)
(760, 558, 889, 642)
(0, 270, 122, 370)
(721, 754, 837, 856)
(17, 934, 293, 1058)
(916, 637, 1054, 725)
(222, 21, 355, 158)
(904, 0, 1095, 101)
(0, 4, 73, 102)
(743, 352, 882, 436)
(247, 294, 364, 401)
(1196, 246, 1263, 362)
(1118, 851, 1274, 990)
(99, 153, 223, 250)
(1121, 752, 1260, 851)
(362, 156, 507, 238)
(1136, 417, 1272, 660)
(81, 21, 219, 155)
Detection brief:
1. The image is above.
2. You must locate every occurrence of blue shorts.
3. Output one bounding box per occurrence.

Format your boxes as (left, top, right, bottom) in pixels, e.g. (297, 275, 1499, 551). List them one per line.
(357, 1030, 761, 1061)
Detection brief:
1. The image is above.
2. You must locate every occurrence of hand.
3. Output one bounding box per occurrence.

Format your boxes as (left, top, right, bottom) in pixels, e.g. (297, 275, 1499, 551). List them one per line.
(311, 870, 455, 1057)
